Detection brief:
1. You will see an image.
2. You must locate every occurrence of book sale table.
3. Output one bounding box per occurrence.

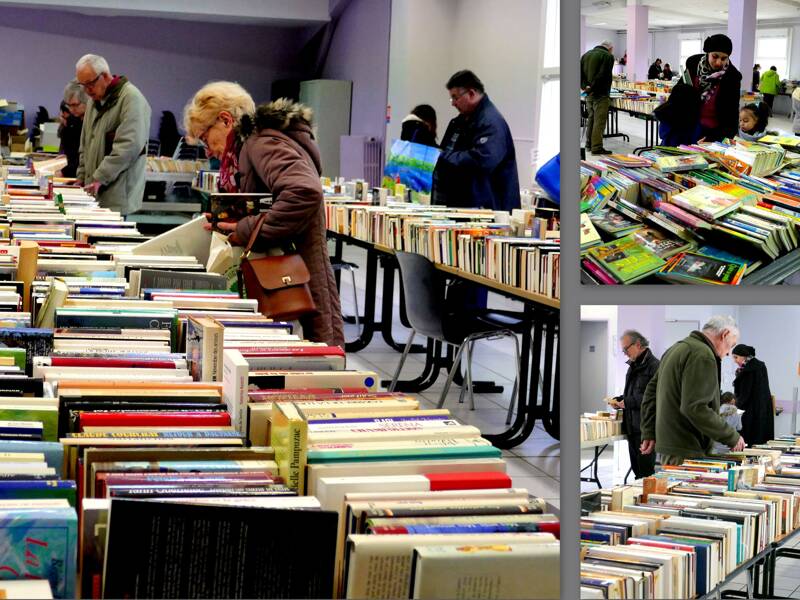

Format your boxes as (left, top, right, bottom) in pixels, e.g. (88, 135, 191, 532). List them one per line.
(327, 230, 559, 449)
(580, 435, 627, 489)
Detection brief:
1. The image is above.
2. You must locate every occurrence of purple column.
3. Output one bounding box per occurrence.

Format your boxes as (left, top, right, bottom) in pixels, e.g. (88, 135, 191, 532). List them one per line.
(627, 1, 649, 82)
(728, 0, 757, 92)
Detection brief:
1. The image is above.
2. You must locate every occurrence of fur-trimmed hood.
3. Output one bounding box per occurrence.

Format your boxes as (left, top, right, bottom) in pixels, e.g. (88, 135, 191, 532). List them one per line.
(251, 98, 314, 132)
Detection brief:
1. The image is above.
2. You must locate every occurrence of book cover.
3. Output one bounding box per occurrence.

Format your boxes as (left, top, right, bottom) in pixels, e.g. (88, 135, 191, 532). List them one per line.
(270, 402, 307, 494)
(103, 499, 337, 599)
(0, 329, 53, 377)
(186, 316, 224, 382)
(655, 155, 709, 173)
(0, 506, 77, 599)
(209, 193, 271, 230)
(660, 252, 746, 285)
(586, 237, 666, 283)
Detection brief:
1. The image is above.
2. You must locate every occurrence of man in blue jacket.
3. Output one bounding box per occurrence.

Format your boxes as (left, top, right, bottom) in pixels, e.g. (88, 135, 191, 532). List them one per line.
(432, 70, 520, 211)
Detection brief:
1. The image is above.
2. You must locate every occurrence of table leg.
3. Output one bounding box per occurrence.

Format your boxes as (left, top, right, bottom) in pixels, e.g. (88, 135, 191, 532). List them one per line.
(379, 257, 426, 353)
(344, 248, 377, 353)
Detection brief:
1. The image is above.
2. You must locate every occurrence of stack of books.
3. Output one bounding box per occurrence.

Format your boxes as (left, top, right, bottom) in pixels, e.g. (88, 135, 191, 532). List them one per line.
(193, 169, 219, 192)
(581, 443, 800, 598)
(581, 412, 623, 442)
(145, 157, 209, 173)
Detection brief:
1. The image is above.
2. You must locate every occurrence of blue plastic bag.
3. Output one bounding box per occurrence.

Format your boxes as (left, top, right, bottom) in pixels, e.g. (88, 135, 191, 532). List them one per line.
(535, 153, 560, 204)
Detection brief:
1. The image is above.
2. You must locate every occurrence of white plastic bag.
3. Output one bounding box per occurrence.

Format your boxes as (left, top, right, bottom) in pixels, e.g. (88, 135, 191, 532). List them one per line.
(206, 232, 244, 293)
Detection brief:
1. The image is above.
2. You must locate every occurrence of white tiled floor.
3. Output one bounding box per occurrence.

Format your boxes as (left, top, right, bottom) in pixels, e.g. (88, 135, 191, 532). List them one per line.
(332, 241, 561, 511)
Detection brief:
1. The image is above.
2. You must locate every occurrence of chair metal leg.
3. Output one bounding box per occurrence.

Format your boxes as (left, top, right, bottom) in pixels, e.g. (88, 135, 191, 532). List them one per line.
(457, 342, 467, 405)
(506, 333, 522, 425)
(439, 342, 468, 409)
(389, 330, 415, 392)
(349, 268, 360, 336)
(466, 339, 476, 411)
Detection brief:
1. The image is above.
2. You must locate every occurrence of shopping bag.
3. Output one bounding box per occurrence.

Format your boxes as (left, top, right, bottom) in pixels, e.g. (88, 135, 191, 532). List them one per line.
(383, 139, 441, 193)
(206, 232, 244, 293)
(535, 153, 560, 204)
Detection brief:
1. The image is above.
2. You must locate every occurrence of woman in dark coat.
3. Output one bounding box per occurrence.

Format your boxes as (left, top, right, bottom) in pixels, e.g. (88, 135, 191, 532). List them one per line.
(184, 82, 344, 347)
(732, 344, 774, 446)
(683, 34, 742, 141)
(400, 104, 438, 147)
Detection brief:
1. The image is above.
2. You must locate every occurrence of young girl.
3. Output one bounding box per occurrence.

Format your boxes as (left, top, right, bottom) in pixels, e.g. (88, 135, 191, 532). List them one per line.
(738, 102, 773, 141)
(712, 392, 743, 454)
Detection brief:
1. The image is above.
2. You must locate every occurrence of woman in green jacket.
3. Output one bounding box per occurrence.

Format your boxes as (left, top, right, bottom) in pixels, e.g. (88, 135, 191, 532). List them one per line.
(759, 66, 781, 111)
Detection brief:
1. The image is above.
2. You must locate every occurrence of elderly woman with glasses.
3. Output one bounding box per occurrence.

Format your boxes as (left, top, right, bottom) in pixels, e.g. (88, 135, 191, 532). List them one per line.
(183, 81, 344, 347)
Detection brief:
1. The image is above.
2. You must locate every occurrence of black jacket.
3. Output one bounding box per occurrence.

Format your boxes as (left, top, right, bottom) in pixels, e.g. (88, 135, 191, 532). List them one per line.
(620, 347, 660, 435)
(400, 117, 437, 148)
(648, 63, 662, 80)
(58, 114, 82, 178)
(432, 95, 520, 211)
(734, 357, 774, 446)
(685, 54, 742, 139)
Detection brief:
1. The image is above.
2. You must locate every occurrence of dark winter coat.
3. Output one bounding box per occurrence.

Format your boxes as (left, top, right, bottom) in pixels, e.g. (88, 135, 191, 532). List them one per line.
(59, 114, 82, 178)
(400, 116, 437, 148)
(685, 54, 742, 140)
(581, 45, 616, 97)
(620, 348, 660, 435)
(648, 63, 662, 80)
(234, 100, 344, 347)
(432, 94, 520, 211)
(734, 357, 774, 446)
(641, 331, 740, 458)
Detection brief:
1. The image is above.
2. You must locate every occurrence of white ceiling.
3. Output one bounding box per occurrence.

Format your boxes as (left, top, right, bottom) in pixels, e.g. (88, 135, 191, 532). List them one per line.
(583, 0, 800, 31)
(0, 0, 333, 26)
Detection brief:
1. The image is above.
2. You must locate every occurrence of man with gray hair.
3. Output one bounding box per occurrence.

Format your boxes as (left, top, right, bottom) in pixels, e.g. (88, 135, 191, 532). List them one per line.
(580, 40, 615, 155)
(640, 316, 746, 467)
(607, 329, 659, 478)
(75, 53, 151, 214)
(59, 81, 88, 178)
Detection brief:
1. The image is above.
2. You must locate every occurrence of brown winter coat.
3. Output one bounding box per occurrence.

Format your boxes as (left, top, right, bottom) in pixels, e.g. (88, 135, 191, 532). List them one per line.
(234, 102, 344, 347)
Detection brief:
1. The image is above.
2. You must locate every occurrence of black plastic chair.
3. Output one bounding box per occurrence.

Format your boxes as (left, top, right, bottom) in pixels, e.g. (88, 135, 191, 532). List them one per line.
(389, 251, 521, 410)
(330, 257, 360, 335)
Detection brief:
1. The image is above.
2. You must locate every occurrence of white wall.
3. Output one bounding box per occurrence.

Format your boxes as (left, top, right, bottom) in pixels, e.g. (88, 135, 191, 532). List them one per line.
(387, 0, 544, 187)
(581, 321, 610, 413)
(584, 27, 621, 58)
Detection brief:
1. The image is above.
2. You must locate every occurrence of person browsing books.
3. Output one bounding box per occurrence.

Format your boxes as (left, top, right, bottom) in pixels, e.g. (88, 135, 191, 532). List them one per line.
(580, 41, 616, 155)
(662, 63, 674, 81)
(607, 330, 659, 479)
(59, 81, 87, 179)
(739, 102, 774, 141)
(648, 59, 663, 80)
(732, 344, 774, 446)
(682, 34, 742, 141)
(759, 66, 781, 111)
(74, 54, 151, 215)
(431, 70, 520, 210)
(639, 315, 746, 466)
(712, 392, 743, 454)
(400, 104, 438, 148)
(184, 82, 344, 346)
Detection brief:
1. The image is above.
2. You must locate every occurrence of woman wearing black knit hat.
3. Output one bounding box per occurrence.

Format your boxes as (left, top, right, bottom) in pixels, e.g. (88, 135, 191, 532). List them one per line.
(682, 33, 743, 141)
(732, 344, 774, 446)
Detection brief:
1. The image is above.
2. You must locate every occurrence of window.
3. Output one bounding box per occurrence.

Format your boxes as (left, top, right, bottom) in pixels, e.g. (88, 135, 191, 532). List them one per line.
(756, 29, 791, 79)
(679, 38, 702, 71)
(535, 0, 559, 172)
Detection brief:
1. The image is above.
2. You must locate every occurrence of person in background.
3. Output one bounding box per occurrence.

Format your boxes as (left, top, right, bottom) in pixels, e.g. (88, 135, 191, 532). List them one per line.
(608, 330, 659, 479)
(75, 53, 151, 215)
(738, 102, 774, 141)
(654, 82, 702, 146)
(662, 63, 674, 80)
(640, 315, 746, 466)
(432, 70, 519, 211)
(158, 110, 181, 157)
(792, 86, 800, 134)
(59, 81, 87, 178)
(648, 58, 663, 80)
(684, 34, 742, 141)
(732, 344, 774, 446)
(183, 82, 344, 346)
(752, 64, 761, 92)
(712, 392, 742, 455)
(400, 104, 438, 148)
(759, 66, 781, 111)
(581, 41, 616, 156)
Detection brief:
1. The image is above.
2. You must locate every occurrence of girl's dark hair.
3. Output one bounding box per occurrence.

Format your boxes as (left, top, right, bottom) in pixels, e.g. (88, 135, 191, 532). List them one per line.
(720, 391, 736, 404)
(411, 104, 437, 129)
(740, 102, 770, 132)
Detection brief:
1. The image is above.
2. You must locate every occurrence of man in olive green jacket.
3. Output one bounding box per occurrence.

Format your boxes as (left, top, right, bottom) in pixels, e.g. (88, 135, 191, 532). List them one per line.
(75, 54, 151, 215)
(640, 316, 746, 466)
(580, 41, 615, 155)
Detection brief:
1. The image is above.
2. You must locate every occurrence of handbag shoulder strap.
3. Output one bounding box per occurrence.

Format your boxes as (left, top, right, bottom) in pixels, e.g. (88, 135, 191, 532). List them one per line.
(244, 213, 268, 255)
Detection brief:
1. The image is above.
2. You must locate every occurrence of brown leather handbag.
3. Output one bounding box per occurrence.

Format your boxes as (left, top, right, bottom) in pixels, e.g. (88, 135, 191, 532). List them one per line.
(237, 213, 317, 321)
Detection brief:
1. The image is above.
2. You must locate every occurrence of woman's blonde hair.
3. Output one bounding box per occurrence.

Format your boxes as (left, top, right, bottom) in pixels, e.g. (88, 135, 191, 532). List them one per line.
(183, 81, 255, 140)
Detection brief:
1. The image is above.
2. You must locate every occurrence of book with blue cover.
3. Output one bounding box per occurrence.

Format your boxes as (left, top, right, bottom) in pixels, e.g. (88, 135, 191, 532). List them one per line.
(0, 505, 77, 599)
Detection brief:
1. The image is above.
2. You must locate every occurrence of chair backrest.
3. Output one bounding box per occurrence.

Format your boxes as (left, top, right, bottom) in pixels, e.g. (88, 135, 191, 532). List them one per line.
(394, 251, 445, 341)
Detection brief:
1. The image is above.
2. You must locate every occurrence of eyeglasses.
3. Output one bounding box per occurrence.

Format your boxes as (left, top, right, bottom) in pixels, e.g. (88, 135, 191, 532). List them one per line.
(449, 90, 469, 104)
(622, 341, 636, 354)
(65, 101, 83, 108)
(78, 73, 102, 89)
(197, 116, 220, 147)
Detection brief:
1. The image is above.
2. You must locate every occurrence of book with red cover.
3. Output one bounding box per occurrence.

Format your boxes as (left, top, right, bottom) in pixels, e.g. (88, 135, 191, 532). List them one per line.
(424, 471, 512, 491)
(78, 411, 231, 429)
(46, 357, 182, 369)
(240, 346, 345, 358)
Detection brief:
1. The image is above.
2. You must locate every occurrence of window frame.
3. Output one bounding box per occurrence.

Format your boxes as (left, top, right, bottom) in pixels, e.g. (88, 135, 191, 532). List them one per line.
(755, 28, 791, 80)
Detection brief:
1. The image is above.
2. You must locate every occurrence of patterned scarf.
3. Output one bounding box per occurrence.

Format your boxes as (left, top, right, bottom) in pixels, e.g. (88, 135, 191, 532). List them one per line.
(218, 129, 240, 192)
(696, 55, 728, 102)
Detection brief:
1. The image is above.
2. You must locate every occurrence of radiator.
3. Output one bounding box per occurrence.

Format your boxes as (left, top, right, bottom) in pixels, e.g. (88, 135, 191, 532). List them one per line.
(339, 135, 384, 187)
